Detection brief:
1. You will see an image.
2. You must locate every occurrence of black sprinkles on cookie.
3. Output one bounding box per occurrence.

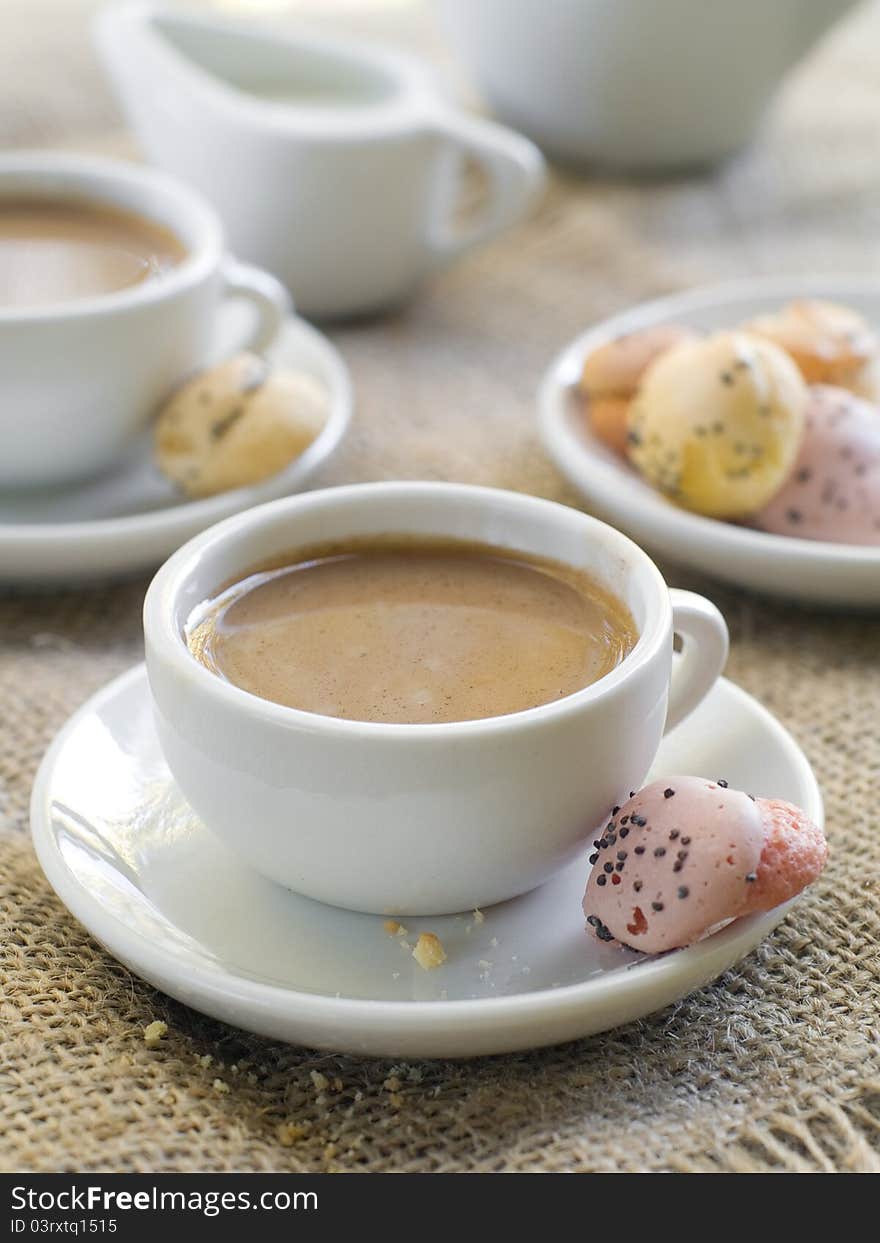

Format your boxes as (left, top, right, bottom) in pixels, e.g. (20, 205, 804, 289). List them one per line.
(210, 405, 246, 441)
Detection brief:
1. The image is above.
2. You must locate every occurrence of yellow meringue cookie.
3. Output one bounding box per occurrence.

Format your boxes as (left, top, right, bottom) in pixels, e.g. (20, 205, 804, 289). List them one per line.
(628, 331, 808, 518)
(155, 353, 327, 498)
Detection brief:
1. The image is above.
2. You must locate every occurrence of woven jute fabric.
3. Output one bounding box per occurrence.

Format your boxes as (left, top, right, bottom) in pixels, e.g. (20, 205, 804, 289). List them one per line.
(2, 3, 880, 1174)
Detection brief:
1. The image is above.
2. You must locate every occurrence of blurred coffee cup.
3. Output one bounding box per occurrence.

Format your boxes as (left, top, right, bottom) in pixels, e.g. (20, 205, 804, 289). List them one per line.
(437, 0, 859, 171)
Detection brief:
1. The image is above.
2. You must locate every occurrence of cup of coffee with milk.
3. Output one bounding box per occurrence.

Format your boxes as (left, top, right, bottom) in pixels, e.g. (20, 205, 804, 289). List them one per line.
(145, 482, 728, 915)
(0, 152, 289, 489)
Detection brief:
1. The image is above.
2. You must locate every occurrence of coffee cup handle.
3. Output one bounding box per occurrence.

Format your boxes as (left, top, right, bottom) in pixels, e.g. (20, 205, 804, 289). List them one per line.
(220, 258, 291, 355)
(665, 590, 729, 733)
(424, 112, 545, 262)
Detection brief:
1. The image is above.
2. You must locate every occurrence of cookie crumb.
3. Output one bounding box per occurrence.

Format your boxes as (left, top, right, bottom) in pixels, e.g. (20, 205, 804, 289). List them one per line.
(277, 1122, 309, 1147)
(412, 932, 447, 970)
(473, 908, 485, 924)
(143, 1020, 167, 1048)
(383, 919, 408, 937)
(212, 1078, 229, 1095)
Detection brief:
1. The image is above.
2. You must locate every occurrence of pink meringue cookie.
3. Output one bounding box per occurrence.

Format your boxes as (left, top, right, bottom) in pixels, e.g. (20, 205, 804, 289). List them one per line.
(582, 776, 826, 954)
(754, 385, 880, 544)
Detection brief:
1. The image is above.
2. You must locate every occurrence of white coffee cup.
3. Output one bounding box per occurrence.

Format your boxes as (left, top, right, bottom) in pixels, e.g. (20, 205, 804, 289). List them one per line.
(95, 3, 546, 317)
(0, 153, 289, 489)
(144, 482, 728, 915)
(437, 0, 858, 170)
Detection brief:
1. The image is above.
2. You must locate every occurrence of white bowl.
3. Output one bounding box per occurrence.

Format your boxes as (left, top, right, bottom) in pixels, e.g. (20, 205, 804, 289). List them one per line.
(539, 276, 880, 607)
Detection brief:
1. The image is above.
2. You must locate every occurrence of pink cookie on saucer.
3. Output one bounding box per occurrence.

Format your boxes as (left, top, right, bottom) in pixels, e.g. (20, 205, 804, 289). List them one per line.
(583, 776, 826, 953)
(754, 385, 880, 545)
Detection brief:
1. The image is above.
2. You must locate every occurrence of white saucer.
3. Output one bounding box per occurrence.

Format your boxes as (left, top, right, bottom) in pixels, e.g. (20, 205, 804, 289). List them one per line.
(0, 306, 351, 586)
(32, 664, 822, 1059)
(539, 276, 880, 606)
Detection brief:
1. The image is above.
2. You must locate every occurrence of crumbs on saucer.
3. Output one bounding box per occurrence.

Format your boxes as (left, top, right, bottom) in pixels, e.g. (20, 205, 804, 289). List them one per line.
(412, 932, 447, 970)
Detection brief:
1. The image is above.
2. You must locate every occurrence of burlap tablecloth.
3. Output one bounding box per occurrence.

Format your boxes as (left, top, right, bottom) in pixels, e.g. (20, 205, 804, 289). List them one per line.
(2, 2, 880, 1174)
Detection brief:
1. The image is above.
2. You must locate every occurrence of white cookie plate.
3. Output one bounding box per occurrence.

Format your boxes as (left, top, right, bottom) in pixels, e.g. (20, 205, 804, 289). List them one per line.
(31, 664, 821, 1059)
(538, 276, 880, 606)
(0, 306, 351, 585)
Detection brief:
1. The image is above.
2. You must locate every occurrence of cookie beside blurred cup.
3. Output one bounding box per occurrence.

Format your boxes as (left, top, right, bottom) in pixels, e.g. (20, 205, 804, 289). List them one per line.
(0, 152, 288, 490)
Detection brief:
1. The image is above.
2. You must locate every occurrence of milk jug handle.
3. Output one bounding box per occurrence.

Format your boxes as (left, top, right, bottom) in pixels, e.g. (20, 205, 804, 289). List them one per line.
(424, 111, 545, 262)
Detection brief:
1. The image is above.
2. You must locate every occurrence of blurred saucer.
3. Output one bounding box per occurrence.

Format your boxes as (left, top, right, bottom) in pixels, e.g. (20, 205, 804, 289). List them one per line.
(0, 307, 351, 586)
